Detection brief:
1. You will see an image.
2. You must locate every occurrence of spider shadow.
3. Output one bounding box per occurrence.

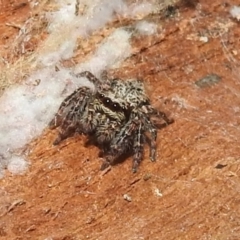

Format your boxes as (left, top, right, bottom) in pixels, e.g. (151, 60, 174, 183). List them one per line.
(84, 137, 134, 167)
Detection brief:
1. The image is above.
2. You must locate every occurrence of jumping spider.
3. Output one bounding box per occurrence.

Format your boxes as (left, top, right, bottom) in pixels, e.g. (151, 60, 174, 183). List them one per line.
(49, 71, 173, 172)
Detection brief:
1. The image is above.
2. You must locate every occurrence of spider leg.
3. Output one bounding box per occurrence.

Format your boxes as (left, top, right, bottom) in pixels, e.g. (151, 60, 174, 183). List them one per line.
(142, 105, 173, 161)
(95, 120, 120, 159)
(49, 89, 79, 129)
(50, 87, 92, 145)
(49, 72, 99, 129)
(155, 110, 173, 125)
(52, 101, 81, 145)
(53, 121, 77, 145)
(75, 71, 101, 85)
(142, 114, 158, 162)
(149, 127, 157, 162)
(100, 118, 138, 171)
(146, 105, 174, 125)
(80, 107, 96, 134)
(132, 123, 144, 173)
(49, 87, 91, 129)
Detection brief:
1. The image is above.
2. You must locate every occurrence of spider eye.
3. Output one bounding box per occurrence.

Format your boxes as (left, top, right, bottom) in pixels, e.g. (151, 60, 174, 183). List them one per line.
(105, 98, 111, 103)
(112, 102, 121, 111)
(97, 93, 105, 100)
(103, 98, 112, 105)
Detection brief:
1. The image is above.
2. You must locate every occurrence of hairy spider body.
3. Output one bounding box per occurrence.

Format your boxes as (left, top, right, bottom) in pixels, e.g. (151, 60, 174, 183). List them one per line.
(49, 71, 173, 172)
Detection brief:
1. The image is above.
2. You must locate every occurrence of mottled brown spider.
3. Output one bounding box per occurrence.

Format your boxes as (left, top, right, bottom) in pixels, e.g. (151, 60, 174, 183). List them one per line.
(49, 71, 173, 172)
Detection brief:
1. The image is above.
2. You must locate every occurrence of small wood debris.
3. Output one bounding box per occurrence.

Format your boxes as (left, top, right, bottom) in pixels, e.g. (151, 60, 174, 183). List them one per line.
(123, 194, 132, 202)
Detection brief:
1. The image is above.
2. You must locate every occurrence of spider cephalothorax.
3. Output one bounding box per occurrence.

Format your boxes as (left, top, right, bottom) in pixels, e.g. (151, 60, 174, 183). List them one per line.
(49, 71, 173, 172)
